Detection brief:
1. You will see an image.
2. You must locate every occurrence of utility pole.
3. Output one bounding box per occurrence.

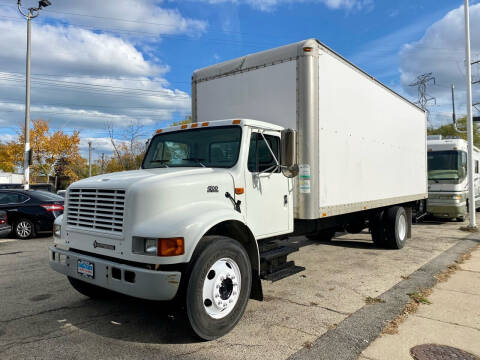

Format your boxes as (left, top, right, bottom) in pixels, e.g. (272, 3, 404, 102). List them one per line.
(88, 141, 92, 177)
(452, 84, 457, 123)
(101, 153, 105, 174)
(464, 0, 476, 229)
(17, 0, 51, 190)
(409, 73, 436, 126)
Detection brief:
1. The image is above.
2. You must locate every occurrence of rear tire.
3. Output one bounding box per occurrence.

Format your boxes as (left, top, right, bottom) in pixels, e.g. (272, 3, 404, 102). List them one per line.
(385, 206, 408, 249)
(14, 218, 35, 239)
(68, 277, 113, 299)
(186, 236, 252, 340)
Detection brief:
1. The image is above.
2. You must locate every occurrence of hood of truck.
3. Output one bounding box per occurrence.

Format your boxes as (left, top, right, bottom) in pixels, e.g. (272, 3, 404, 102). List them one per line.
(62, 167, 237, 260)
(70, 167, 225, 190)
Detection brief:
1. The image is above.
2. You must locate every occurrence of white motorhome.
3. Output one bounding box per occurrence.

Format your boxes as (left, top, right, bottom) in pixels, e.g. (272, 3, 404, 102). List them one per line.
(50, 39, 427, 340)
(427, 136, 480, 220)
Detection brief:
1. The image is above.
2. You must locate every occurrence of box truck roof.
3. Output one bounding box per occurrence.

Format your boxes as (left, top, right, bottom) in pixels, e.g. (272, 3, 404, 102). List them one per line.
(193, 38, 423, 113)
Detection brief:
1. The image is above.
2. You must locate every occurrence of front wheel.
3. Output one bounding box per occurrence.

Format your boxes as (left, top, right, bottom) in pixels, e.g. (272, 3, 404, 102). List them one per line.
(186, 236, 251, 340)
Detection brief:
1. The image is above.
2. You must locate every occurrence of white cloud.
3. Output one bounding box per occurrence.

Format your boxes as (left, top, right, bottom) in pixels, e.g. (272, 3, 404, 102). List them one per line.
(399, 4, 480, 125)
(0, 10, 192, 139)
(14, 0, 207, 37)
(197, 0, 373, 12)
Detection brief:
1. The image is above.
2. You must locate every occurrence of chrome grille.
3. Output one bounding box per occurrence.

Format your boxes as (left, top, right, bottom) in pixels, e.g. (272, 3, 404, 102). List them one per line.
(66, 188, 125, 233)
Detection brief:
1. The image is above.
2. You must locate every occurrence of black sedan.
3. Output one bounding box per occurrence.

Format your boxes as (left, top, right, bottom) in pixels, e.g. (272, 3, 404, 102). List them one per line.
(0, 210, 11, 237)
(0, 189, 64, 239)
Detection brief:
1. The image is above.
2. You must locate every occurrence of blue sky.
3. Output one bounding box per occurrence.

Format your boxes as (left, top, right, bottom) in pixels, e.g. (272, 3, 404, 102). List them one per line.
(0, 0, 479, 158)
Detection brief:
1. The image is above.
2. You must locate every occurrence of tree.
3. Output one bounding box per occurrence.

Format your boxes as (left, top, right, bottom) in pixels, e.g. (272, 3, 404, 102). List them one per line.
(428, 117, 480, 147)
(0, 119, 82, 184)
(105, 120, 146, 172)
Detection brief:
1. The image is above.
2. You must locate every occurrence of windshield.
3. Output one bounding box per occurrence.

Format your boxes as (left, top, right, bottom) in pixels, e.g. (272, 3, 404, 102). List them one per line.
(142, 126, 242, 169)
(428, 150, 467, 183)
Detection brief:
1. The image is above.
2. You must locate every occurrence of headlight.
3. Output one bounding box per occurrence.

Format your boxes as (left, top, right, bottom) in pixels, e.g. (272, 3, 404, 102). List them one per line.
(53, 224, 61, 238)
(133, 237, 185, 256)
(145, 239, 158, 254)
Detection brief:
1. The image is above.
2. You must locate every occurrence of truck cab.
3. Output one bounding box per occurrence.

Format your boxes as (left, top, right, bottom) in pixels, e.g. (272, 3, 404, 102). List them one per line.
(50, 119, 297, 339)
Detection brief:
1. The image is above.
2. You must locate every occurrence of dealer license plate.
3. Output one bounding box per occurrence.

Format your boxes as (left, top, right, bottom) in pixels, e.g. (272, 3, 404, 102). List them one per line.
(77, 259, 94, 279)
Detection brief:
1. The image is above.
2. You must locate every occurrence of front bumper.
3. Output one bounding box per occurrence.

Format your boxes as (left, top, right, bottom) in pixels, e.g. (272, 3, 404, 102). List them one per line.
(49, 247, 181, 301)
(427, 201, 466, 219)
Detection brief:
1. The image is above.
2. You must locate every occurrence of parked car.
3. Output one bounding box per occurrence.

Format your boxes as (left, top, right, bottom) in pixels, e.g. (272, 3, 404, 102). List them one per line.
(0, 189, 64, 239)
(0, 210, 11, 238)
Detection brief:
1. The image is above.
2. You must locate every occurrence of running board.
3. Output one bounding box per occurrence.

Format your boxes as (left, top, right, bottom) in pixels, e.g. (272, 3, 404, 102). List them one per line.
(259, 240, 305, 282)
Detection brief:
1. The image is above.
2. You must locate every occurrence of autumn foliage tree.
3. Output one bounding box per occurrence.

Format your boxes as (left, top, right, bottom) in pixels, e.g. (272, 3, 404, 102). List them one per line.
(0, 119, 83, 185)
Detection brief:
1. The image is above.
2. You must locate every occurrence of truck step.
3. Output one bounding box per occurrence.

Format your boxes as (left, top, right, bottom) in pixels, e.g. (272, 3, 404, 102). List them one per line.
(259, 241, 305, 282)
(260, 245, 299, 261)
(261, 261, 306, 282)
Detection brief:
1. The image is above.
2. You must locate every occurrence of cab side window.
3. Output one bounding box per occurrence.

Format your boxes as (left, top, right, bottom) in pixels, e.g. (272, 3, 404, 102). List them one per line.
(247, 133, 280, 173)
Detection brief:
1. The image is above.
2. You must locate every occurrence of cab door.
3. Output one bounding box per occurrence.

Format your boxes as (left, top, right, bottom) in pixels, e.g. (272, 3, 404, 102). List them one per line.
(244, 130, 292, 238)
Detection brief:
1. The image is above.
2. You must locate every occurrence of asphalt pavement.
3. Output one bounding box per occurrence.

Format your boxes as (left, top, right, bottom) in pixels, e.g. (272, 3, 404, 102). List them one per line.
(0, 217, 478, 360)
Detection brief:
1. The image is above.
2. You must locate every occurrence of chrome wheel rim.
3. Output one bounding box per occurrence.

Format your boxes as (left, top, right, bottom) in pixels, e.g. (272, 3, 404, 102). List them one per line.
(202, 257, 241, 319)
(398, 214, 407, 241)
(17, 221, 32, 238)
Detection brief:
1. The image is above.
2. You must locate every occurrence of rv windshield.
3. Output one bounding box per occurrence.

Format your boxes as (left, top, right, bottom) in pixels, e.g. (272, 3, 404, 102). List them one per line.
(428, 150, 467, 183)
(142, 126, 242, 169)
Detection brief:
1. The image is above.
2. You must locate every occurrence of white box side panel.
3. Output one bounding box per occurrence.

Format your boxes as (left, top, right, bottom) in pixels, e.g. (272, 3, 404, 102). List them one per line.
(318, 52, 427, 208)
(196, 61, 297, 130)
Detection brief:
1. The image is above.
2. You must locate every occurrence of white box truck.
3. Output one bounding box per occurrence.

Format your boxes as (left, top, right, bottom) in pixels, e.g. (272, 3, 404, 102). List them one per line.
(427, 135, 480, 220)
(50, 39, 427, 340)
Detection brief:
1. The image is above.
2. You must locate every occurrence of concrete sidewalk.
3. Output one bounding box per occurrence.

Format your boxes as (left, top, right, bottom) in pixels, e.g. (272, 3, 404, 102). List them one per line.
(360, 243, 480, 360)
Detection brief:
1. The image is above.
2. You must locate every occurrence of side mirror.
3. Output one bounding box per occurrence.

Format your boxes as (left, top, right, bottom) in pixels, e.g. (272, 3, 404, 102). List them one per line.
(281, 129, 298, 178)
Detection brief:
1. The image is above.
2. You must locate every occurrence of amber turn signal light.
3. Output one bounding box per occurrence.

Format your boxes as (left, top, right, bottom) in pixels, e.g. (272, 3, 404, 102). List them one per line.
(235, 187, 244, 195)
(158, 237, 184, 256)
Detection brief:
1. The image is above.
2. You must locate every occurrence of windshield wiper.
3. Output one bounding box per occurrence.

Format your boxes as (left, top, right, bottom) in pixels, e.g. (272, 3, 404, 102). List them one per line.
(182, 157, 206, 167)
(150, 159, 170, 168)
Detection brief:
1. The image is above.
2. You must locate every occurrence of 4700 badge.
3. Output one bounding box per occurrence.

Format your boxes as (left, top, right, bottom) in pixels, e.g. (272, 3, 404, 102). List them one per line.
(77, 259, 94, 279)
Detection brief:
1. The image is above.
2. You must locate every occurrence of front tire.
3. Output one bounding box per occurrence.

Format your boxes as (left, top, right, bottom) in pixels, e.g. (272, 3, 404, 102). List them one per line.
(15, 218, 35, 239)
(186, 236, 251, 340)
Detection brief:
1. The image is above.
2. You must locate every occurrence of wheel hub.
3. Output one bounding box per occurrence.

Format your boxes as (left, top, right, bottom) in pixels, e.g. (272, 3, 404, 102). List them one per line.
(202, 258, 241, 319)
(219, 277, 233, 300)
(17, 221, 31, 238)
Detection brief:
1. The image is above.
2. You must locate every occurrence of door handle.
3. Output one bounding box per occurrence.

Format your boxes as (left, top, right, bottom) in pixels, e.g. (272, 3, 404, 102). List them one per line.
(284, 195, 288, 205)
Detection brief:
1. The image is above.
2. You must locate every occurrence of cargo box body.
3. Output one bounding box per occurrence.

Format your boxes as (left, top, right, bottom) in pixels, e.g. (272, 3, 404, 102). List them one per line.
(192, 39, 428, 220)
